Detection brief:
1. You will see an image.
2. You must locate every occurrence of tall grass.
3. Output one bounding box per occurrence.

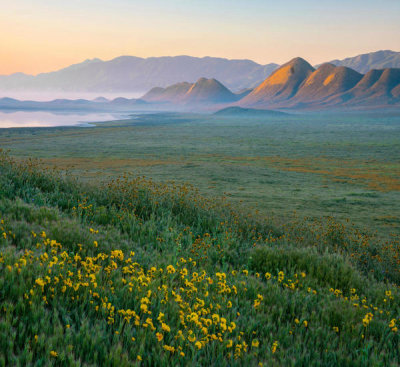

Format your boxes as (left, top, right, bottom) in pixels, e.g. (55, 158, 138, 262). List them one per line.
(0, 150, 399, 366)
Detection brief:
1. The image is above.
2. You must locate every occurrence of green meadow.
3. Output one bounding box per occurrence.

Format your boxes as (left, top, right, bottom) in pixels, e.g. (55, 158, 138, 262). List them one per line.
(0, 111, 400, 366)
(1, 111, 400, 239)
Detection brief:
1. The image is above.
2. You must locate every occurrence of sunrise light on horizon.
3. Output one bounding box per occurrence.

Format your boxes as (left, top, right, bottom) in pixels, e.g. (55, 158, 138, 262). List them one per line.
(1, 0, 400, 75)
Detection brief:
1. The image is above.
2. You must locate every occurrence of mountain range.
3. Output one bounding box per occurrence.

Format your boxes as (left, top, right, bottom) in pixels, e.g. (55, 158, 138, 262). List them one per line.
(3, 55, 398, 112)
(0, 56, 278, 94)
(1, 50, 399, 95)
(140, 57, 400, 109)
(1, 51, 399, 111)
(239, 58, 400, 109)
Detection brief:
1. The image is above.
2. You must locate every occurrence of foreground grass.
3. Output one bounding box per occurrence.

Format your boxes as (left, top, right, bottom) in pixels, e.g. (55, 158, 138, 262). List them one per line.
(0, 151, 399, 366)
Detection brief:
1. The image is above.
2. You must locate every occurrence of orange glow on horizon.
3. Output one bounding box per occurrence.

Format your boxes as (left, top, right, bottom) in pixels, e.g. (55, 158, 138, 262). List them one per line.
(1, 1, 399, 75)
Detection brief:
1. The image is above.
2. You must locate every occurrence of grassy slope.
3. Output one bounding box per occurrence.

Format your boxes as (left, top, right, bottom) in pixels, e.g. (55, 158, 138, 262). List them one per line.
(0, 151, 399, 366)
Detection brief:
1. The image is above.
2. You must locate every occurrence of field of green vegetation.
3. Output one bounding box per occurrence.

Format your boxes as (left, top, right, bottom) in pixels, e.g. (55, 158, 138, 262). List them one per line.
(0, 111, 400, 365)
(1, 111, 400, 239)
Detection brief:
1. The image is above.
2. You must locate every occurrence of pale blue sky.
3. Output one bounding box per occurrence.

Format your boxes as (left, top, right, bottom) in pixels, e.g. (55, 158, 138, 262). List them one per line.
(1, 0, 399, 74)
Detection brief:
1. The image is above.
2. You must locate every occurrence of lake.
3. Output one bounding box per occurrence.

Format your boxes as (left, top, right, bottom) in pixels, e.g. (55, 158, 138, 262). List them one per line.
(0, 110, 127, 128)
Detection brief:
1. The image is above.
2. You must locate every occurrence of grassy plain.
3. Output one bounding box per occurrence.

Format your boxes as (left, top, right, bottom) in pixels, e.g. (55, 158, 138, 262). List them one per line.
(1, 111, 399, 240)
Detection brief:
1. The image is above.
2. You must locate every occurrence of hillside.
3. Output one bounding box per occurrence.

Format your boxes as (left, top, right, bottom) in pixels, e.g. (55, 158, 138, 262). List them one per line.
(0, 152, 399, 366)
(0, 56, 278, 94)
(327, 68, 400, 106)
(182, 78, 238, 104)
(292, 64, 363, 104)
(142, 78, 239, 105)
(142, 82, 192, 103)
(325, 50, 400, 73)
(240, 58, 315, 107)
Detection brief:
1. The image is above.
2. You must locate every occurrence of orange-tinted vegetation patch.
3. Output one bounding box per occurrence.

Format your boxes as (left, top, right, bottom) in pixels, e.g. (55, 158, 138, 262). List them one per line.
(35, 157, 181, 173)
(209, 155, 400, 192)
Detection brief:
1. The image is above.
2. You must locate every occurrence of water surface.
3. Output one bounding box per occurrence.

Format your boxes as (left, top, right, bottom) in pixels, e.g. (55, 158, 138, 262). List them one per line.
(0, 110, 126, 128)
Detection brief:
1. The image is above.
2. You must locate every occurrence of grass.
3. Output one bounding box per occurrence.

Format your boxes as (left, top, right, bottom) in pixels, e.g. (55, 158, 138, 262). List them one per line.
(0, 149, 399, 366)
(1, 111, 399, 242)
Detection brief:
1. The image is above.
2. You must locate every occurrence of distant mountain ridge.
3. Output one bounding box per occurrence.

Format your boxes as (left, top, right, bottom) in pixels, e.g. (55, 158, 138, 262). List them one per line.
(321, 50, 400, 74)
(0, 96, 148, 112)
(0, 56, 278, 94)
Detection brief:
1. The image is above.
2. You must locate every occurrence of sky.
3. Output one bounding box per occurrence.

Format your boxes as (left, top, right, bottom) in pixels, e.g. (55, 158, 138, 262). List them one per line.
(1, 0, 399, 75)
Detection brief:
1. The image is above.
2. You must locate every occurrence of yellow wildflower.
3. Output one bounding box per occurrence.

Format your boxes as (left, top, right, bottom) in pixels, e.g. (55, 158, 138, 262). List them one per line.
(272, 341, 278, 354)
(163, 345, 175, 353)
(161, 323, 171, 333)
(166, 265, 175, 274)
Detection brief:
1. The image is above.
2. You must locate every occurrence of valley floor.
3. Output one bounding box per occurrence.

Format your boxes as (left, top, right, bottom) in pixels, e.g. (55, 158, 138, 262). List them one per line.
(1, 111, 399, 240)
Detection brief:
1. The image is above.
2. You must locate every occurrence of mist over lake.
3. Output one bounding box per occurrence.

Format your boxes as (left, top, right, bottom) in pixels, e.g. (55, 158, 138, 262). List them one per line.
(0, 110, 126, 128)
